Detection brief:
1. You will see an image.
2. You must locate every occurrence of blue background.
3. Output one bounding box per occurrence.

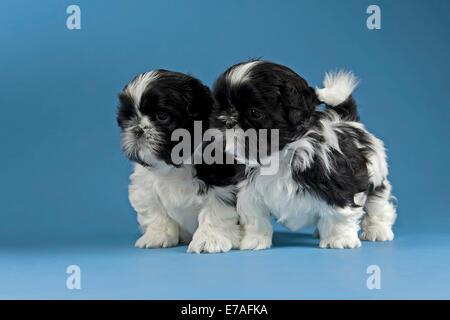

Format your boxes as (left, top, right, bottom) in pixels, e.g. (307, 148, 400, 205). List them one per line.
(0, 0, 449, 299)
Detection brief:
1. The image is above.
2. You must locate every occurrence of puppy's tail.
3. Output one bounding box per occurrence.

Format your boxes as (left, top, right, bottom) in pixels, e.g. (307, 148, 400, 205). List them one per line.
(315, 71, 359, 121)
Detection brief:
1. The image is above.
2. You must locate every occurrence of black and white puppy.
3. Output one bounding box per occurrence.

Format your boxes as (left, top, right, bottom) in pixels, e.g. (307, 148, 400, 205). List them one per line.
(117, 70, 241, 253)
(212, 60, 397, 249)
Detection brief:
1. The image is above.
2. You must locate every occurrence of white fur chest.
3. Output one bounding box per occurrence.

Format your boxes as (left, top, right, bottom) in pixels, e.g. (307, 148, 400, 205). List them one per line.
(129, 164, 203, 235)
(153, 171, 202, 211)
(250, 154, 327, 231)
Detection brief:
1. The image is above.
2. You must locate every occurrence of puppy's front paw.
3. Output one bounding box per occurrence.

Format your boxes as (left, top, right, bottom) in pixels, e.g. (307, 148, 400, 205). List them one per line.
(187, 227, 236, 254)
(135, 230, 178, 249)
(360, 225, 394, 242)
(240, 232, 272, 250)
(319, 235, 361, 249)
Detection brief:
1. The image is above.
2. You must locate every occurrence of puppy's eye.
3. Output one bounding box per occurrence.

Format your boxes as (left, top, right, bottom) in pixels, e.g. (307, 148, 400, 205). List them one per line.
(248, 109, 264, 121)
(155, 111, 170, 122)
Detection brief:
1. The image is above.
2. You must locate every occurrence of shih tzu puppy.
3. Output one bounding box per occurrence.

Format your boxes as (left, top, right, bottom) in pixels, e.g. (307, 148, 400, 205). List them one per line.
(212, 60, 397, 249)
(117, 70, 242, 253)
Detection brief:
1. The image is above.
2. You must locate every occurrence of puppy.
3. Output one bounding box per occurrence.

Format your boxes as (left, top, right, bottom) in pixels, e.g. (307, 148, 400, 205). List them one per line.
(212, 60, 397, 249)
(117, 70, 241, 253)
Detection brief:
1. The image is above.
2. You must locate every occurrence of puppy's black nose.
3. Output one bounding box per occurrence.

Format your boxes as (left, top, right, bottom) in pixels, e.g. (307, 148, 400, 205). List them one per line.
(225, 122, 235, 129)
(135, 127, 144, 137)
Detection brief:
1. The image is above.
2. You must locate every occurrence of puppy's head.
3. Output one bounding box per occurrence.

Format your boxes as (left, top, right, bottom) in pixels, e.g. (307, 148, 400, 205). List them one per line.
(212, 60, 320, 151)
(117, 70, 213, 167)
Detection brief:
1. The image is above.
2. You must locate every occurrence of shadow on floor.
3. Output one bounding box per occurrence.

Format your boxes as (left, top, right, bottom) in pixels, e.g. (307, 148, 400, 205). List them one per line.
(272, 231, 319, 248)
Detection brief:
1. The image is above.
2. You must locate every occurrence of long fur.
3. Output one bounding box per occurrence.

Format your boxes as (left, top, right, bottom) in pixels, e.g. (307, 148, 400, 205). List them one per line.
(117, 70, 242, 253)
(315, 71, 358, 107)
(212, 60, 397, 249)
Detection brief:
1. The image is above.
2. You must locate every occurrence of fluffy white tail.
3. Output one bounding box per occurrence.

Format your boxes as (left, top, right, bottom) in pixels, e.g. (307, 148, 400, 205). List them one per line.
(315, 71, 358, 107)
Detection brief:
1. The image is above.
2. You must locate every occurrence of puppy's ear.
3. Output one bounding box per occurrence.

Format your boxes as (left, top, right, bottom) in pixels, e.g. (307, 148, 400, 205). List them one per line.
(280, 83, 320, 125)
(186, 78, 214, 118)
(117, 92, 135, 128)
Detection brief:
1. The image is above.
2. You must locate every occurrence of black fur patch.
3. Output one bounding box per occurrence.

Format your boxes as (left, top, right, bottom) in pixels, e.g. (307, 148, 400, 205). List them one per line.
(292, 119, 370, 207)
(325, 95, 359, 121)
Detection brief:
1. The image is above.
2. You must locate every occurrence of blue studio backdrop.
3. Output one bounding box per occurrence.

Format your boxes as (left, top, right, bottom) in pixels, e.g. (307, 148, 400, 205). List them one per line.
(0, 0, 449, 299)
